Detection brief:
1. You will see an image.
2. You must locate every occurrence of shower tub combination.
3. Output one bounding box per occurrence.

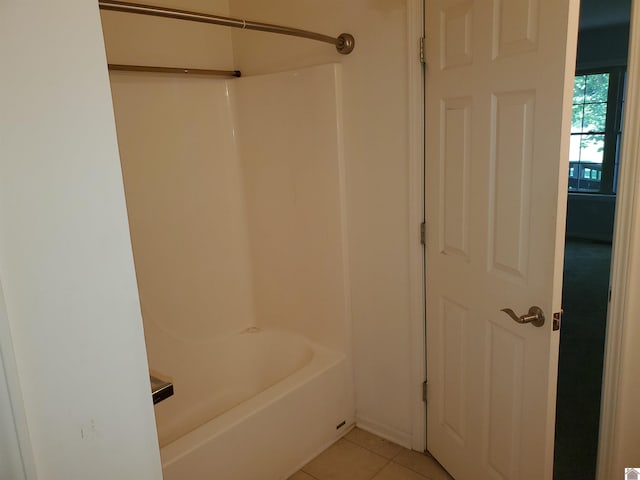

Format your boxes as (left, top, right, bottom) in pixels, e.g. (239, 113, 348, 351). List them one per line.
(109, 62, 353, 479)
(156, 328, 352, 480)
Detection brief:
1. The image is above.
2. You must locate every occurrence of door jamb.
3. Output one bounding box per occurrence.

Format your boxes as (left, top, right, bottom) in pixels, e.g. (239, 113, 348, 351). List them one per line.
(597, 1, 640, 477)
(407, 0, 426, 453)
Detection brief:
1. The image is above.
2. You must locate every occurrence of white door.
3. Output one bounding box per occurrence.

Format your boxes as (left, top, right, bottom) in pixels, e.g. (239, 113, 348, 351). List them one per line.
(424, 1, 579, 479)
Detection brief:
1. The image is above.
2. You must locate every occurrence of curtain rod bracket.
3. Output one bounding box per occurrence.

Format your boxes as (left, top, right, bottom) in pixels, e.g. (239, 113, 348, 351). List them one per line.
(336, 33, 355, 55)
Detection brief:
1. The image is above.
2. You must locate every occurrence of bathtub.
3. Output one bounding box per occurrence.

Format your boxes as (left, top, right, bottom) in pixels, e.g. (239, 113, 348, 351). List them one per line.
(152, 328, 354, 480)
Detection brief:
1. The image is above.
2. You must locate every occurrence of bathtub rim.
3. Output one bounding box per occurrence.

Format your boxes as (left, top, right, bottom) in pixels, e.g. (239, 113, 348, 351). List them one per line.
(153, 326, 317, 448)
(159, 340, 345, 468)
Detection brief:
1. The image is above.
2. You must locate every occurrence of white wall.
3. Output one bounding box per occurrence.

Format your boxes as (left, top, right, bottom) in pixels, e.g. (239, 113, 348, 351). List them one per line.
(229, 0, 415, 445)
(0, 1, 162, 479)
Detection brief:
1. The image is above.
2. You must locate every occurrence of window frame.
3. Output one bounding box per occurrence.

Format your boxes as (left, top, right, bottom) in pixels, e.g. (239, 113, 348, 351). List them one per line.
(571, 66, 626, 194)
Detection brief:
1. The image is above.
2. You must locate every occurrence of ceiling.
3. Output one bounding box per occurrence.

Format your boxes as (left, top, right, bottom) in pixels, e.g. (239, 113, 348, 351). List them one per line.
(580, 0, 632, 29)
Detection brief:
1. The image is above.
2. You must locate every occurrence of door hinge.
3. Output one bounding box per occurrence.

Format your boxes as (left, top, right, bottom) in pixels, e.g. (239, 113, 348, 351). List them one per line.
(419, 36, 426, 64)
(420, 222, 426, 245)
(422, 380, 428, 402)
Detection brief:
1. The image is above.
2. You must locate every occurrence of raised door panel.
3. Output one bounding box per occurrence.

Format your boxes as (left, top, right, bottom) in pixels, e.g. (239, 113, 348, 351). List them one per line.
(441, 3, 474, 69)
(440, 97, 472, 260)
(492, 0, 539, 59)
(488, 91, 535, 283)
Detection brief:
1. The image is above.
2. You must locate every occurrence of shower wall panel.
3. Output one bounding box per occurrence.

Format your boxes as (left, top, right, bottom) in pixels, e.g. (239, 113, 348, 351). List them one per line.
(233, 64, 351, 353)
(110, 74, 255, 343)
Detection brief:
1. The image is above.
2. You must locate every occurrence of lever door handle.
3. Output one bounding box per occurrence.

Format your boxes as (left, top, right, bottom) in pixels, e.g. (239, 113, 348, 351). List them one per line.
(500, 306, 545, 327)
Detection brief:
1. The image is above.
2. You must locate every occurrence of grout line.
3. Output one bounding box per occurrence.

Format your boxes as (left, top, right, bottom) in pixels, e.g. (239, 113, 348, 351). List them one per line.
(367, 459, 392, 480)
(390, 445, 404, 460)
(338, 436, 396, 480)
(341, 436, 393, 462)
(344, 435, 447, 479)
(342, 432, 406, 461)
(298, 469, 321, 480)
(299, 432, 448, 480)
(389, 459, 431, 479)
(300, 437, 392, 480)
(341, 436, 366, 448)
(342, 430, 449, 479)
(390, 448, 451, 479)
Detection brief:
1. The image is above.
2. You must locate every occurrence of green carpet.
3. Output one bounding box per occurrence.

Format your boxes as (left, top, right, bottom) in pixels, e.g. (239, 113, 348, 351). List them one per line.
(554, 239, 612, 480)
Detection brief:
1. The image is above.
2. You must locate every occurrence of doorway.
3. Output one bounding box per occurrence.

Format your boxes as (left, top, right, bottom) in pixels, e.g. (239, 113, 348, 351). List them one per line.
(554, 1, 632, 479)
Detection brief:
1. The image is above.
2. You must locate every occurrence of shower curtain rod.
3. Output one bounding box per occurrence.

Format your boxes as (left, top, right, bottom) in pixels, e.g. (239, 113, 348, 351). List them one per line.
(98, 0, 355, 55)
(108, 63, 242, 77)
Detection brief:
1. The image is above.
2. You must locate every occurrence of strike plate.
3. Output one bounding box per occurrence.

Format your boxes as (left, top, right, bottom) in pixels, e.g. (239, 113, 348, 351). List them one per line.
(553, 311, 563, 331)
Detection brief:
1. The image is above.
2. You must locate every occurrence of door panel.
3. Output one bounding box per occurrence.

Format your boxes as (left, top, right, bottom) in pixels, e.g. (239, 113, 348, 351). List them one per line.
(425, 1, 580, 479)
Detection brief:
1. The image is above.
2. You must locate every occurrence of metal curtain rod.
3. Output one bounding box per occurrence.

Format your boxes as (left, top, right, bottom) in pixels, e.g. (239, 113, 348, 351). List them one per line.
(108, 63, 241, 77)
(98, 0, 355, 55)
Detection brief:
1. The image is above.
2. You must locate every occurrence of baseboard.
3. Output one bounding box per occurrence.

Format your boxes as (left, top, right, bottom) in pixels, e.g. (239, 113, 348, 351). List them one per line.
(355, 416, 413, 449)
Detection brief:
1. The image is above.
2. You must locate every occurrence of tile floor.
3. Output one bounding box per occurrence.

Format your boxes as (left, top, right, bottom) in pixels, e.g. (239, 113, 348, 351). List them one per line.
(289, 428, 453, 480)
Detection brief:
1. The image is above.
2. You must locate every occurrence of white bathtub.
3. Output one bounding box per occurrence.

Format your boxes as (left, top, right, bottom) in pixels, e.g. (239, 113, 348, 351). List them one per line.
(153, 328, 354, 480)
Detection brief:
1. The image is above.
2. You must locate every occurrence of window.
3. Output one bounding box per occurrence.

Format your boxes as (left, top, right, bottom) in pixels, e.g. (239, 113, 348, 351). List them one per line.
(569, 69, 626, 194)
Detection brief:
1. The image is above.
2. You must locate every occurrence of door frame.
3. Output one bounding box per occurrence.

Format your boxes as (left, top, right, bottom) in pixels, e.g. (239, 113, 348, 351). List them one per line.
(408, 0, 640, 472)
(597, 1, 640, 478)
(407, 0, 426, 453)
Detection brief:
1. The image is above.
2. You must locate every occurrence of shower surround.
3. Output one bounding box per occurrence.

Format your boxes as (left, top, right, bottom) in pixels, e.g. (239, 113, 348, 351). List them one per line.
(109, 64, 354, 479)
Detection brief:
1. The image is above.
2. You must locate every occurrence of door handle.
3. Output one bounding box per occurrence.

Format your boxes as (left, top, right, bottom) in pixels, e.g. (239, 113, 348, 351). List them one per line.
(500, 306, 545, 327)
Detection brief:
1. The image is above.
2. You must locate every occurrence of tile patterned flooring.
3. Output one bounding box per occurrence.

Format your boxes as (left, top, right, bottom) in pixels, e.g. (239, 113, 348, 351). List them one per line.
(289, 428, 453, 480)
